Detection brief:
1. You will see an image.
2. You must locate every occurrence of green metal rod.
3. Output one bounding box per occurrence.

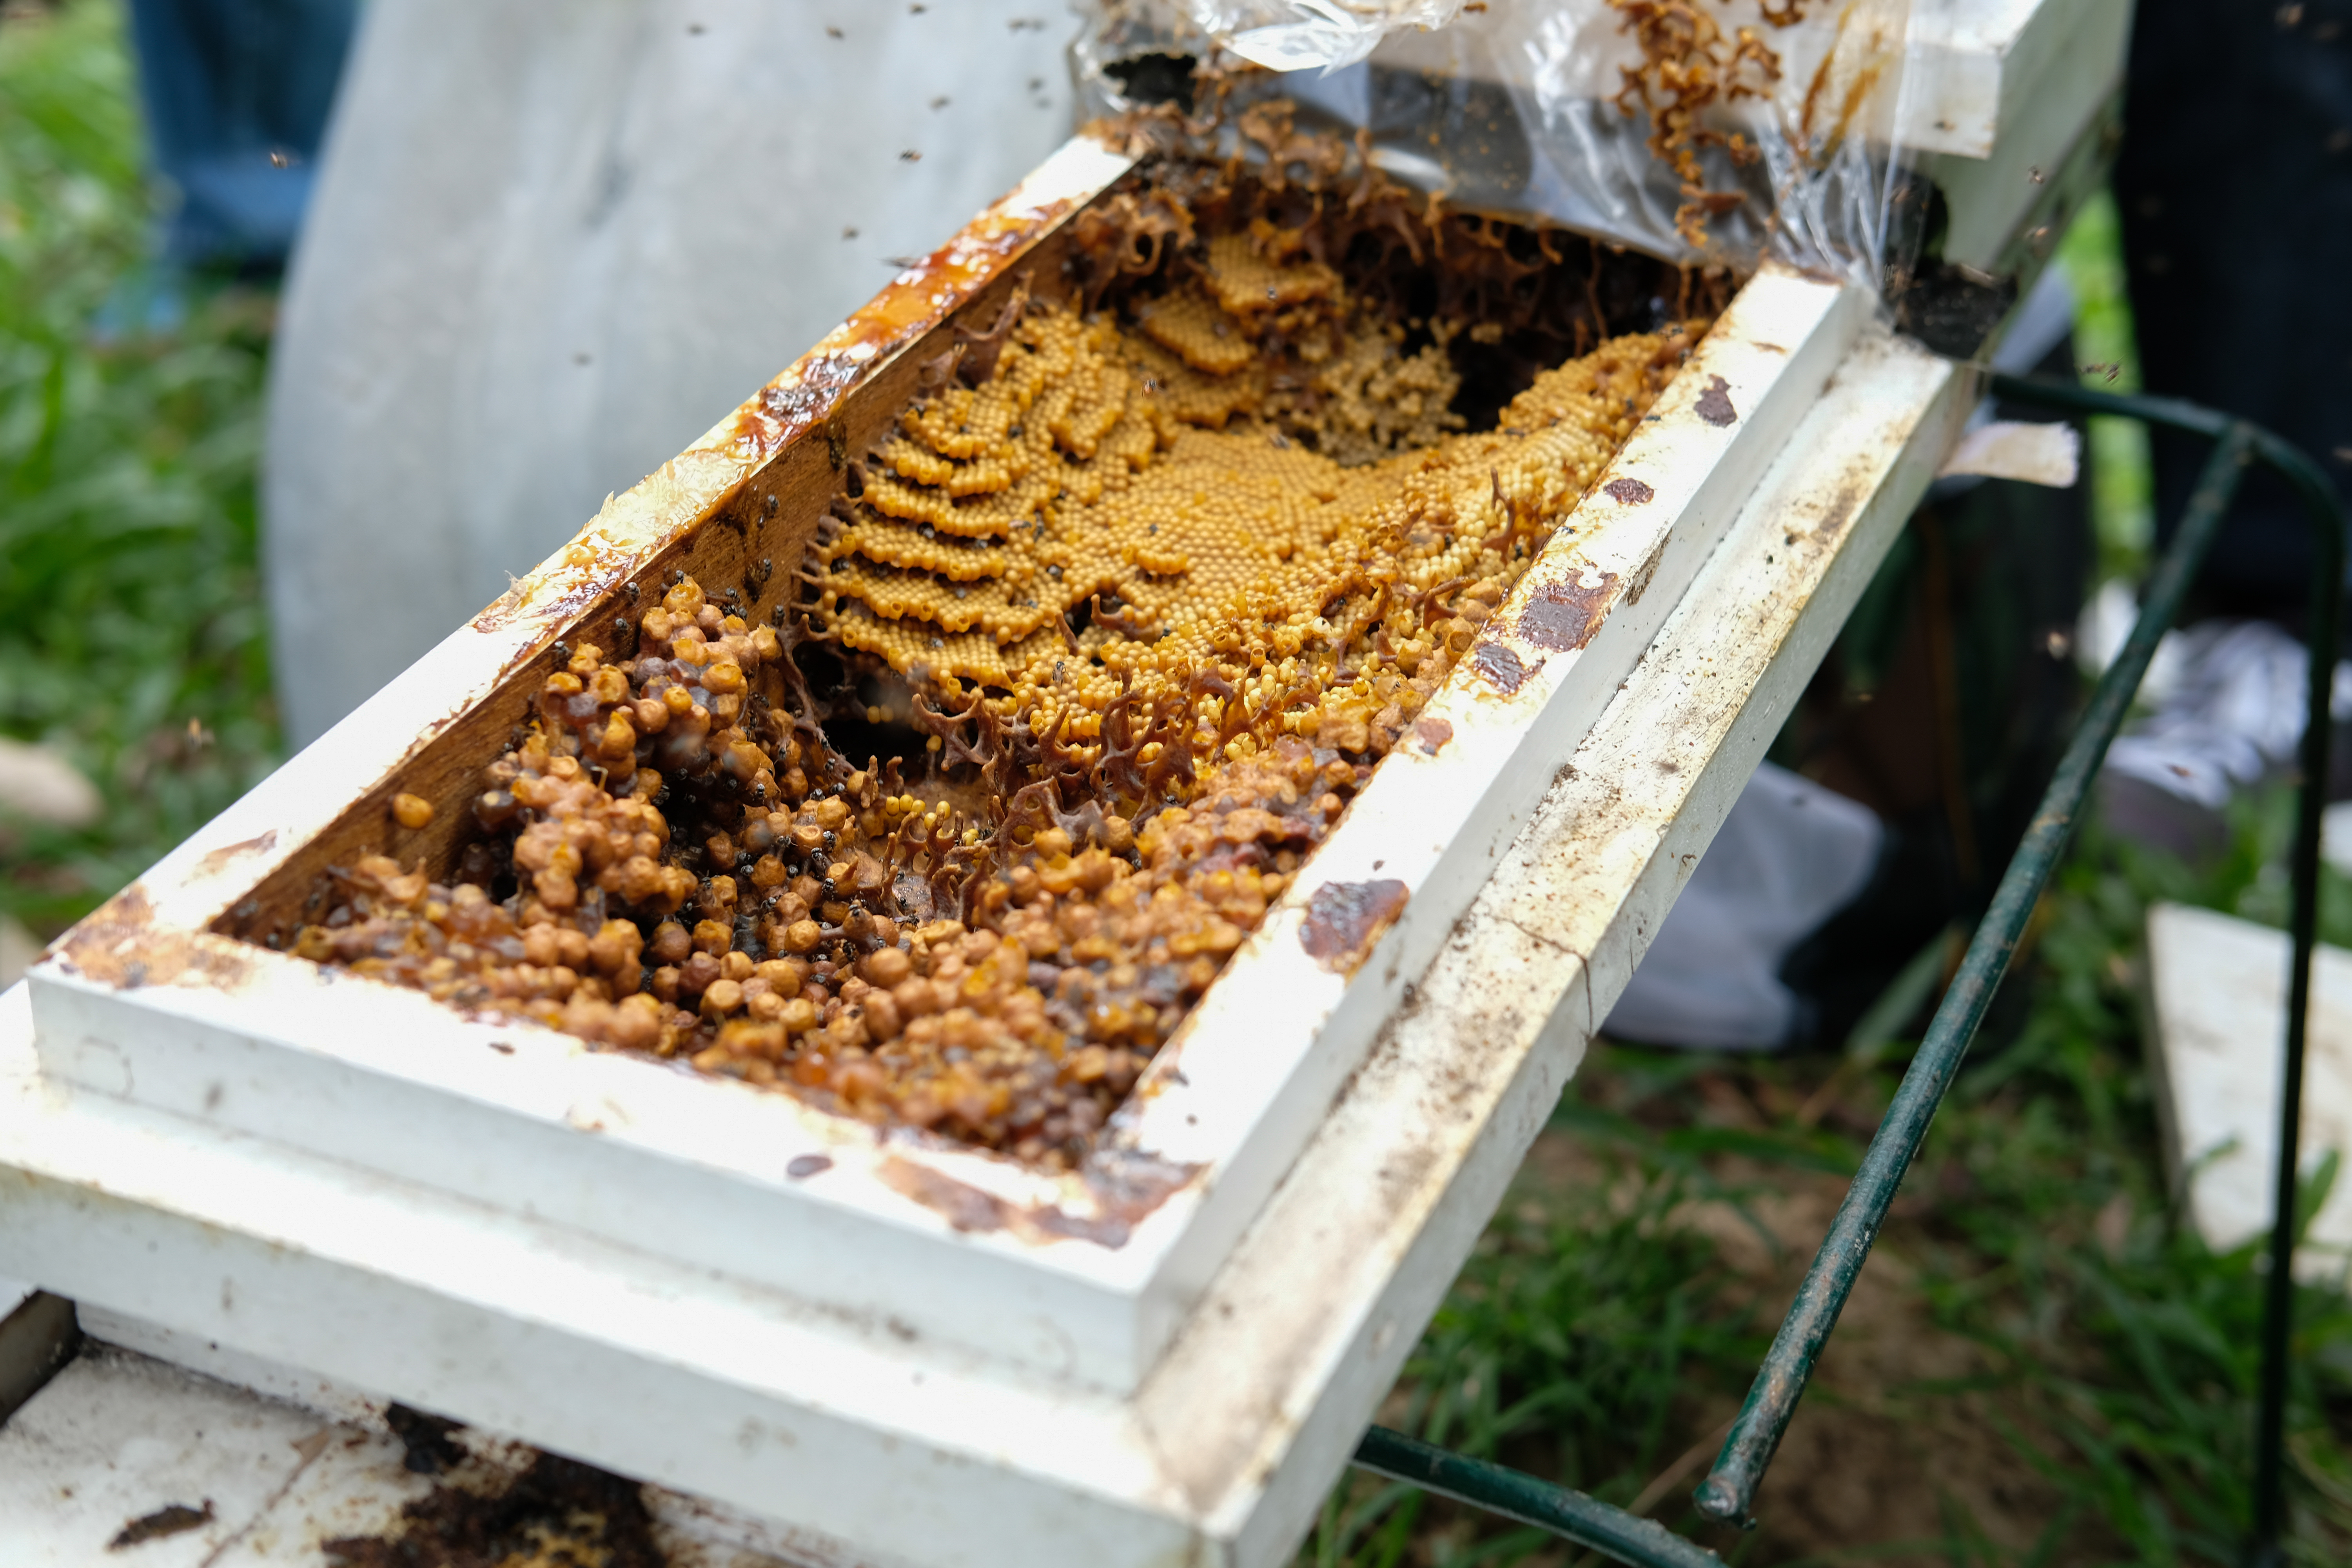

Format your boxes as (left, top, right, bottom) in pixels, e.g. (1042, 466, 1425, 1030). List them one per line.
(2255, 447, 2337, 1568)
(1354, 1427, 1724, 1568)
(1693, 420, 2259, 1524)
(1983, 374, 2349, 1566)
(1978, 373, 2343, 517)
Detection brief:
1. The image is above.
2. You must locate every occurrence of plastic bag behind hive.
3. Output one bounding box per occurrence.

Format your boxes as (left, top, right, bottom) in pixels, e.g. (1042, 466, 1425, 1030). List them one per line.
(1074, 0, 1924, 290)
(1180, 0, 1473, 72)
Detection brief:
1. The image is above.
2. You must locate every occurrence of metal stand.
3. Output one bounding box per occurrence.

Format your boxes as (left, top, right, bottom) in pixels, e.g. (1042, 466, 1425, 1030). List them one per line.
(1349, 378, 2349, 1568)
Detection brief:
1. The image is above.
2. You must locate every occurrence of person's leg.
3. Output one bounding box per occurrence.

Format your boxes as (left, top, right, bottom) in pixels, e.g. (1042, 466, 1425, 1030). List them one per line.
(123, 0, 358, 268)
(2117, 0, 2352, 626)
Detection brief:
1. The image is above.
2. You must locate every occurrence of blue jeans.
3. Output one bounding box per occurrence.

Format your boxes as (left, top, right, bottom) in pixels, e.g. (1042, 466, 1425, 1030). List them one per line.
(125, 0, 359, 267)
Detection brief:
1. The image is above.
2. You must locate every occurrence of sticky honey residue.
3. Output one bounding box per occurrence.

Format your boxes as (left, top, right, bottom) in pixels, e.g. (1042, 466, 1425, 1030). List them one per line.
(283, 141, 1712, 1169)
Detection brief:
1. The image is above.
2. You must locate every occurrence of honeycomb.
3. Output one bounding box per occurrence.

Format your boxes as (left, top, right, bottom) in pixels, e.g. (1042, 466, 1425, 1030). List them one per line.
(813, 224, 1683, 733)
(288, 150, 1707, 1169)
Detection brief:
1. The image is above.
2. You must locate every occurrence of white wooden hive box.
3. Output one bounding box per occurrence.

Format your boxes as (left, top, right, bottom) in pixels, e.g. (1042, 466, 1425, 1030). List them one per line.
(0, 126, 1966, 1568)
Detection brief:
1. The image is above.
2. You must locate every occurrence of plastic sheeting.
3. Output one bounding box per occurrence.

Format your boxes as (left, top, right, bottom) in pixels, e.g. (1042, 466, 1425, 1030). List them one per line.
(1074, 0, 1924, 286)
(1181, 0, 1468, 73)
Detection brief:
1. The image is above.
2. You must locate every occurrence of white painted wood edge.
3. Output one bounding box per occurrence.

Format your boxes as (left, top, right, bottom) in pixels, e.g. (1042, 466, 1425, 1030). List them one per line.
(1938, 420, 2080, 486)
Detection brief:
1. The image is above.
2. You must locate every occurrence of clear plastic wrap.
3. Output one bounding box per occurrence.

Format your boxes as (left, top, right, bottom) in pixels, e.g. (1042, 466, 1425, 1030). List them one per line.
(1180, 0, 1470, 73)
(1072, 0, 1923, 289)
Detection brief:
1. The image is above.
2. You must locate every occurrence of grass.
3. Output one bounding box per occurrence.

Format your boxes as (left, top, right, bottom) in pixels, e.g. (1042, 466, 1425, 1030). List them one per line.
(9, 6, 2347, 1563)
(1908, 807, 2352, 1566)
(1305, 1144, 1771, 1567)
(0, 0, 279, 934)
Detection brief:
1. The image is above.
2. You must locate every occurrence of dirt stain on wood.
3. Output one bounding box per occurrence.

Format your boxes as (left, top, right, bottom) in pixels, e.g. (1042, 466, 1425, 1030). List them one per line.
(195, 829, 278, 874)
(877, 1155, 1134, 1247)
(56, 883, 247, 992)
(1468, 641, 1535, 695)
(323, 1450, 663, 1568)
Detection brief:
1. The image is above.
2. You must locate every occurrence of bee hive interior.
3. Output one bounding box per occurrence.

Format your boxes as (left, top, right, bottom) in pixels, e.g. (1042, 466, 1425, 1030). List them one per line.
(248, 127, 1729, 1171)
